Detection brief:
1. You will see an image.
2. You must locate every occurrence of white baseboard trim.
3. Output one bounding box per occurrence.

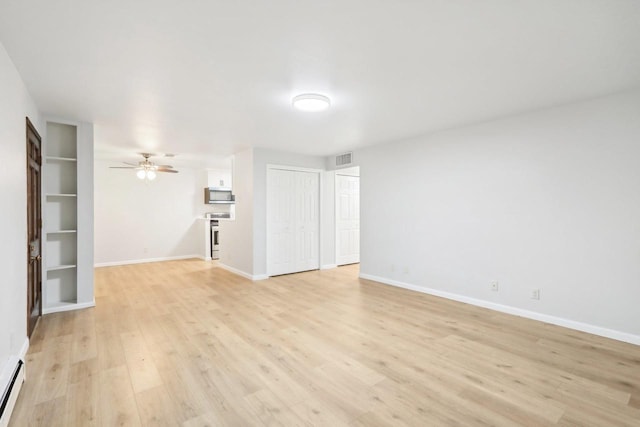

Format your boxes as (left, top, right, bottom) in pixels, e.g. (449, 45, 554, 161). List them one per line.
(321, 264, 337, 270)
(218, 263, 269, 281)
(42, 300, 96, 315)
(0, 336, 29, 405)
(0, 353, 26, 427)
(359, 273, 640, 346)
(94, 255, 201, 267)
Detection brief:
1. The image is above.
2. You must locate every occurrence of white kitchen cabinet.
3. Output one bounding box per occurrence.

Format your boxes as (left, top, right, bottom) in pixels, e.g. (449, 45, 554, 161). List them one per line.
(207, 169, 232, 188)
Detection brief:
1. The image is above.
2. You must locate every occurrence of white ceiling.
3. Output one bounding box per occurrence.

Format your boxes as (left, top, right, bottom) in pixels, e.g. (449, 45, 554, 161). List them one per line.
(1, 0, 640, 167)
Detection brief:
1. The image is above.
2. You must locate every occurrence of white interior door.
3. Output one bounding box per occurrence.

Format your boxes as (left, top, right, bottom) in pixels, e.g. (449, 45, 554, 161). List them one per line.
(267, 168, 320, 276)
(267, 169, 296, 276)
(336, 174, 360, 266)
(295, 171, 319, 272)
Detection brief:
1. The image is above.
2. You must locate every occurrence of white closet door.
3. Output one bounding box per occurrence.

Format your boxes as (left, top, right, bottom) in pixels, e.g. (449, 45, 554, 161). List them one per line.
(267, 169, 297, 276)
(267, 168, 320, 276)
(336, 174, 360, 266)
(295, 171, 320, 272)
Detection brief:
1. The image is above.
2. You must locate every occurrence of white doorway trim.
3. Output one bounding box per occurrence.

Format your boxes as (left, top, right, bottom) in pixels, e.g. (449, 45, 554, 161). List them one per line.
(266, 164, 323, 277)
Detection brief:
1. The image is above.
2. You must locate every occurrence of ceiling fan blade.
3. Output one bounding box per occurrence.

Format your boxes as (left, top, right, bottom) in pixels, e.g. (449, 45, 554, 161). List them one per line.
(123, 161, 139, 166)
(157, 168, 179, 173)
(109, 166, 137, 169)
(156, 164, 174, 168)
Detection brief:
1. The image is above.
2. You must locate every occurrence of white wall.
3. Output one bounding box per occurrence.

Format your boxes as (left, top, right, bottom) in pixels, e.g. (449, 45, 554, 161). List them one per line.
(75, 122, 95, 304)
(219, 148, 254, 276)
(0, 42, 40, 371)
(219, 148, 328, 278)
(356, 90, 640, 343)
(94, 161, 207, 265)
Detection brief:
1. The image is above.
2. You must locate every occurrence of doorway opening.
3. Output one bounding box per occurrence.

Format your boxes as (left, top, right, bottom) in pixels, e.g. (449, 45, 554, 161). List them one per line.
(335, 166, 360, 266)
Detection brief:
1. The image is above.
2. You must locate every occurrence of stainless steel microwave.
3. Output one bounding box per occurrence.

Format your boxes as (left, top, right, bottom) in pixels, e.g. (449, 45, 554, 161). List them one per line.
(204, 187, 235, 204)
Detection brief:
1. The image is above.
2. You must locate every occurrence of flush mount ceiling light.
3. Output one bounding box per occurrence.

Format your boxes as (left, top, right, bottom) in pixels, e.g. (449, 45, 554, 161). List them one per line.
(292, 93, 331, 112)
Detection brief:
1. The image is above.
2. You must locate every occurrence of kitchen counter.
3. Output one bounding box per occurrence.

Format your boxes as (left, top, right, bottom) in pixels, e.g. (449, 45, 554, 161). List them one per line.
(198, 217, 234, 221)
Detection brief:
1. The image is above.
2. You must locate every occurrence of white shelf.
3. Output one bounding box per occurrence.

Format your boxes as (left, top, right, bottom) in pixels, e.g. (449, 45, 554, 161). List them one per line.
(45, 121, 80, 310)
(42, 300, 95, 315)
(43, 119, 93, 314)
(46, 156, 77, 162)
(42, 301, 77, 314)
(47, 264, 77, 272)
(46, 193, 77, 197)
(44, 300, 76, 308)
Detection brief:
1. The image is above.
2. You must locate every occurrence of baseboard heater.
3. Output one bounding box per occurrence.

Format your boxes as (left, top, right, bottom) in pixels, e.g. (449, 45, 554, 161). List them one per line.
(0, 358, 24, 427)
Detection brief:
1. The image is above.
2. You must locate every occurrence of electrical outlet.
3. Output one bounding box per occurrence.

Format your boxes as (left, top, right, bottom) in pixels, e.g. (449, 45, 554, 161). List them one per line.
(143, 247, 149, 254)
(490, 280, 499, 291)
(531, 289, 540, 300)
(391, 264, 396, 272)
(403, 266, 409, 274)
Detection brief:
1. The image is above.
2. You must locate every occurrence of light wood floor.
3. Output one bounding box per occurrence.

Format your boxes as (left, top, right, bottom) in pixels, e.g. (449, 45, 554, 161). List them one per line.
(10, 260, 640, 426)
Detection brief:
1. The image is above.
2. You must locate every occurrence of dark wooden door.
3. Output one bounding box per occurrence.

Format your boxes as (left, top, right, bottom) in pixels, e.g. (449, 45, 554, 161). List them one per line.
(26, 117, 42, 337)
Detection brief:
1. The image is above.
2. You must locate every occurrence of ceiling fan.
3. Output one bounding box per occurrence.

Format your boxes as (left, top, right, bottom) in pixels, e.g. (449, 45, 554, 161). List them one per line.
(110, 153, 178, 180)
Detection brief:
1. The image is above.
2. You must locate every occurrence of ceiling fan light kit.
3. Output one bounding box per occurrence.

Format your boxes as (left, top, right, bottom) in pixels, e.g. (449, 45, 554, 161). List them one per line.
(110, 152, 179, 180)
(137, 169, 156, 180)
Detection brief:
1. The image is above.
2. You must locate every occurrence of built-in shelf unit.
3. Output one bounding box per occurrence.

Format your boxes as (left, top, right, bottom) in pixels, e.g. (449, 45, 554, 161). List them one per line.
(42, 119, 94, 314)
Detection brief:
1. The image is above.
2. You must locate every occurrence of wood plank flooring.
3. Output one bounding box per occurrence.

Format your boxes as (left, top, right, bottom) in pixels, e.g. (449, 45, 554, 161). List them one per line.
(10, 259, 640, 426)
